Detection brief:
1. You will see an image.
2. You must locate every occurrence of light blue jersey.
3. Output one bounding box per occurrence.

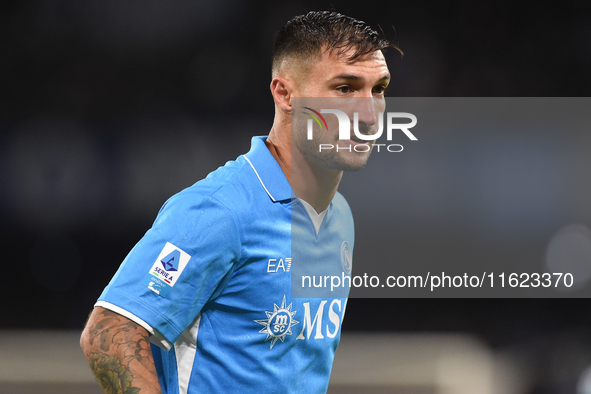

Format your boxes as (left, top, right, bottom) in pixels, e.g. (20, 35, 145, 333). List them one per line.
(97, 136, 354, 394)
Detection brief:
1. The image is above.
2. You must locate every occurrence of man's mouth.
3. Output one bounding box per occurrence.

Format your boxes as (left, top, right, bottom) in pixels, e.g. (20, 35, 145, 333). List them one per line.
(345, 138, 373, 146)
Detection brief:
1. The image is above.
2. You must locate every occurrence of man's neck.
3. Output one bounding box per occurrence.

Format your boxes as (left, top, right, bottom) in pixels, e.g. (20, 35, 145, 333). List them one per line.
(266, 127, 342, 213)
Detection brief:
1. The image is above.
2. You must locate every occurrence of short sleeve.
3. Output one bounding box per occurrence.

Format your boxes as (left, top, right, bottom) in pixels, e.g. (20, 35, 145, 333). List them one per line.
(98, 188, 241, 345)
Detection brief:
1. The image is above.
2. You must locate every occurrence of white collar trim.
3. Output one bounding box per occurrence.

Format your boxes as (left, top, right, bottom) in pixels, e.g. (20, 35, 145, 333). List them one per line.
(299, 199, 328, 234)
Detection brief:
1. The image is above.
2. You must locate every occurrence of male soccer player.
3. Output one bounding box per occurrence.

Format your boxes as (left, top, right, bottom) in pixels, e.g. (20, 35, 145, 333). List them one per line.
(80, 10, 397, 394)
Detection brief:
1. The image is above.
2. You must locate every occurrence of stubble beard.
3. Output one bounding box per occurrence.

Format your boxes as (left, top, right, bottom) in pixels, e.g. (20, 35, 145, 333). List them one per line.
(295, 133, 374, 172)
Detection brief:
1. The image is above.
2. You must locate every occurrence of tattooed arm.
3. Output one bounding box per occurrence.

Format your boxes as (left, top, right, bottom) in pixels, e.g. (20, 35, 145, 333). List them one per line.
(80, 307, 162, 394)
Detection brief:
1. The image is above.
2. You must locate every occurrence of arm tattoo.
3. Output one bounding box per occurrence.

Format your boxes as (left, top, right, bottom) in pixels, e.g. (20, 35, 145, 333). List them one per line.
(85, 309, 158, 394)
(88, 353, 141, 394)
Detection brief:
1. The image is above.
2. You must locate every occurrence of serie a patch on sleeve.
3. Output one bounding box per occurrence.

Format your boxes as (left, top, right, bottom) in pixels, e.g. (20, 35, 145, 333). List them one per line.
(141, 242, 191, 297)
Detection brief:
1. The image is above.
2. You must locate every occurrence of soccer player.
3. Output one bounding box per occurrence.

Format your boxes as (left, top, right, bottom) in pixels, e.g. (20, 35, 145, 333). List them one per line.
(80, 10, 396, 394)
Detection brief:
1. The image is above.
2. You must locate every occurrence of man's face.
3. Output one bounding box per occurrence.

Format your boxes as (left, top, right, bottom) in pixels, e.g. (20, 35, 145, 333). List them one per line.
(292, 47, 390, 172)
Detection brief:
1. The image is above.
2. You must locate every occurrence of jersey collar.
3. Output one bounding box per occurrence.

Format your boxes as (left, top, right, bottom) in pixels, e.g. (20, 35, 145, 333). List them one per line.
(244, 136, 292, 202)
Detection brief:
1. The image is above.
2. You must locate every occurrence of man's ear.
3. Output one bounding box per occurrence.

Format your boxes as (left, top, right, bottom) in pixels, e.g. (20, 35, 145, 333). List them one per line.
(270, 76, 293, 114)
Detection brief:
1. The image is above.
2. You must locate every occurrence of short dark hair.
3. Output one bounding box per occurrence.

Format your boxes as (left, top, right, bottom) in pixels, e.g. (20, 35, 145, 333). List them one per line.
(272, 11, 401, 76)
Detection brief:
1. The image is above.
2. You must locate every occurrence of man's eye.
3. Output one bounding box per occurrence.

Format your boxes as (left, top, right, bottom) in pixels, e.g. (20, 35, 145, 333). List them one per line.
(373, 85, 387, 95)
(337, 86, 352, 93)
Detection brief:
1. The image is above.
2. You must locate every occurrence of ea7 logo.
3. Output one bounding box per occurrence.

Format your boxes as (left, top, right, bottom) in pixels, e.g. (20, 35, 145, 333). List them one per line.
(303, 107, 418, 141)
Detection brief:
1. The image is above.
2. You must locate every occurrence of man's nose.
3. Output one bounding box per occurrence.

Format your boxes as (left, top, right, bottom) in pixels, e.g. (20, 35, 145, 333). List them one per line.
(354, 97, 378, 130)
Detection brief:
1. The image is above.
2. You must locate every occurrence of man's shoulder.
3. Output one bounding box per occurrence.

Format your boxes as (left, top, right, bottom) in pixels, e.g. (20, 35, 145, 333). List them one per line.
(164, 155, 255, 214)
(152, 136, 290, 234)
(147, 154, 265, 242)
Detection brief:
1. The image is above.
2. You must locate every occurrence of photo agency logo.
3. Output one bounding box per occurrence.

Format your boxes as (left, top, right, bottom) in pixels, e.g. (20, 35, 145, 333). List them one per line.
(302, 107, 418, 152)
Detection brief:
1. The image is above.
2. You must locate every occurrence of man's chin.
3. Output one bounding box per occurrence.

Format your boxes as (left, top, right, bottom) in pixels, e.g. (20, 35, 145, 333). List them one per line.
(341, 161, 370, 172)
(331, 152, 372, 172)
(339, 141, 374, 171)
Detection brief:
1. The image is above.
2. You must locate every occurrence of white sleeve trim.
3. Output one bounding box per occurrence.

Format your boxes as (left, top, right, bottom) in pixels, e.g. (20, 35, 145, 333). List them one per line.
(95, 300, 172, 351)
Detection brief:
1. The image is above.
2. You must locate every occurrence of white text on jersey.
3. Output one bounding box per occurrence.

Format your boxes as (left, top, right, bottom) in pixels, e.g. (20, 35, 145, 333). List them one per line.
(267, 258, 292, 273)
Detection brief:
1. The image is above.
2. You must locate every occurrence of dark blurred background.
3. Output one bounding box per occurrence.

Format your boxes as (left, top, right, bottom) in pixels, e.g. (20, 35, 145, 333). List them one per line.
(2, 1, 591, 392)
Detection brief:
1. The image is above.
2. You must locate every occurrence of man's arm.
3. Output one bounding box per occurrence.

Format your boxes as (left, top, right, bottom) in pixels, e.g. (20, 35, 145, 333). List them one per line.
(80, 306, 162, 394)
